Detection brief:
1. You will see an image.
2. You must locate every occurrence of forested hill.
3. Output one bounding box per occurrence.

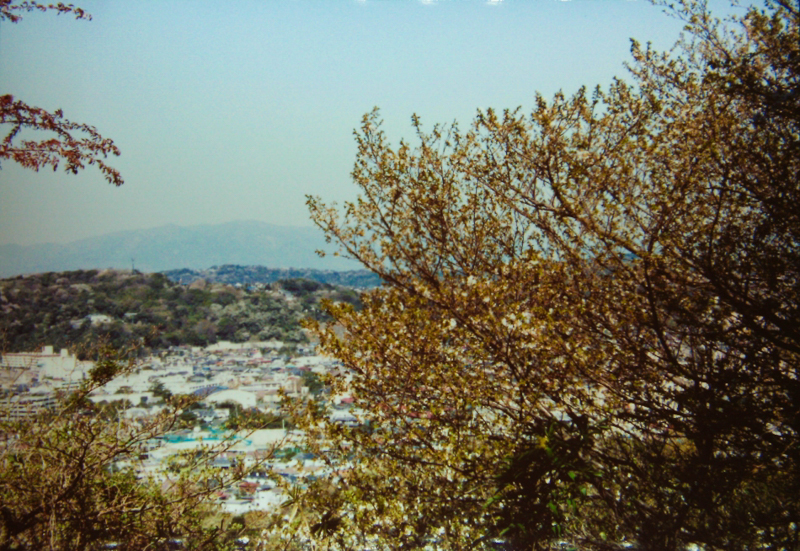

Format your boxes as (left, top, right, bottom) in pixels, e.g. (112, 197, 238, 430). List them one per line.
(0, 269, 362, 354)
(163, 265, 381, 288)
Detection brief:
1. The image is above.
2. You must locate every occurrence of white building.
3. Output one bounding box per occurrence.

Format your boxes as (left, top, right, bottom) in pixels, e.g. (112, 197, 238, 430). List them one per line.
(1, 346, 93, 386)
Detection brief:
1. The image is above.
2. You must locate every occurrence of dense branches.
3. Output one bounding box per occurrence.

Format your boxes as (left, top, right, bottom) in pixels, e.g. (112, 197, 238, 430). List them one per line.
(290, 1, 800, 549)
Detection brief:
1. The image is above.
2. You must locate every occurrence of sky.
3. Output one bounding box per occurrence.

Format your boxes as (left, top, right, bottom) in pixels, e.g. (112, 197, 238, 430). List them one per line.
(0, 0, 747, 246)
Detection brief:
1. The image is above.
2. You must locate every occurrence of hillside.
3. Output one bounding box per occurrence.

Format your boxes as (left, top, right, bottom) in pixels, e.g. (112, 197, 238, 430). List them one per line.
(0, 269, 361, 354)
(0, 221, 361, 278)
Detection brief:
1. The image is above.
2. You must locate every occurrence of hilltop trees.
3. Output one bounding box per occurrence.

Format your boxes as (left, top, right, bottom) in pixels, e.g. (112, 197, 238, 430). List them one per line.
(0, 1, 123, 185)
(288, 1, 800, 549)
(0, 269, 359, 354)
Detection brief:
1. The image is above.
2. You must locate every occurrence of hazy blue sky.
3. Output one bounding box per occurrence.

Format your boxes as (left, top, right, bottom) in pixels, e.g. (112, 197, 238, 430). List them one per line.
(1, 0, 746, 246)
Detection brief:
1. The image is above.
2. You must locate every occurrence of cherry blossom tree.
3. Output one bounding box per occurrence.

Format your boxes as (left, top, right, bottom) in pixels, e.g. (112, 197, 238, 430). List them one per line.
(282, 1, 800, 549)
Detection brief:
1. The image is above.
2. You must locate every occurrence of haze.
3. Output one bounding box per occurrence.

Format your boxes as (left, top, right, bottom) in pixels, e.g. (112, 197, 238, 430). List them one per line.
(0, 0, 744, 247)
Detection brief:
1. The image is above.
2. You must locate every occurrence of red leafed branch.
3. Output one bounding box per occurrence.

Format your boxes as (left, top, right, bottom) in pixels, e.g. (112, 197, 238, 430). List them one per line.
(0, 0, 91, 23)
(0, 95, 123, 186)
(0, 2, 122, 185)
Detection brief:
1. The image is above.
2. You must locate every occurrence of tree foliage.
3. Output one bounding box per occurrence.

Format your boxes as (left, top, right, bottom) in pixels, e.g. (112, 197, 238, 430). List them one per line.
(0, 1, 123, 186)
(0, 1, 91, 22)
(0, 343, 278, 550)
(287, 1, 800, 549)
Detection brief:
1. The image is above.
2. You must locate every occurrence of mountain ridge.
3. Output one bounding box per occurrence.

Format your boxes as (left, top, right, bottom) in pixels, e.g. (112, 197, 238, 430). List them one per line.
(0, 220, 360, 277)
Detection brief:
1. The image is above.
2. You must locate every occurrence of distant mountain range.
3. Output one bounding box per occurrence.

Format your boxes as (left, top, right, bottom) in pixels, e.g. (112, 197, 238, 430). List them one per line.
(0, 221, 362, 278)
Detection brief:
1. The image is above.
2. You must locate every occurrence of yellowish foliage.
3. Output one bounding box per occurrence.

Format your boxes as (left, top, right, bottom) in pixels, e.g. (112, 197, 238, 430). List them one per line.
(283, 1, 799, 550)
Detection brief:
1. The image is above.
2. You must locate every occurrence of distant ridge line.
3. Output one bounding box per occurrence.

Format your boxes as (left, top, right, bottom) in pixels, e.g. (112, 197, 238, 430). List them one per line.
(0, 220, 361, 277)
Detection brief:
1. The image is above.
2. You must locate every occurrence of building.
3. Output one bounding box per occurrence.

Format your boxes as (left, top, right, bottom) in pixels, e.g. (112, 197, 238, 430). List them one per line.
(1, 345, 94, 388)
